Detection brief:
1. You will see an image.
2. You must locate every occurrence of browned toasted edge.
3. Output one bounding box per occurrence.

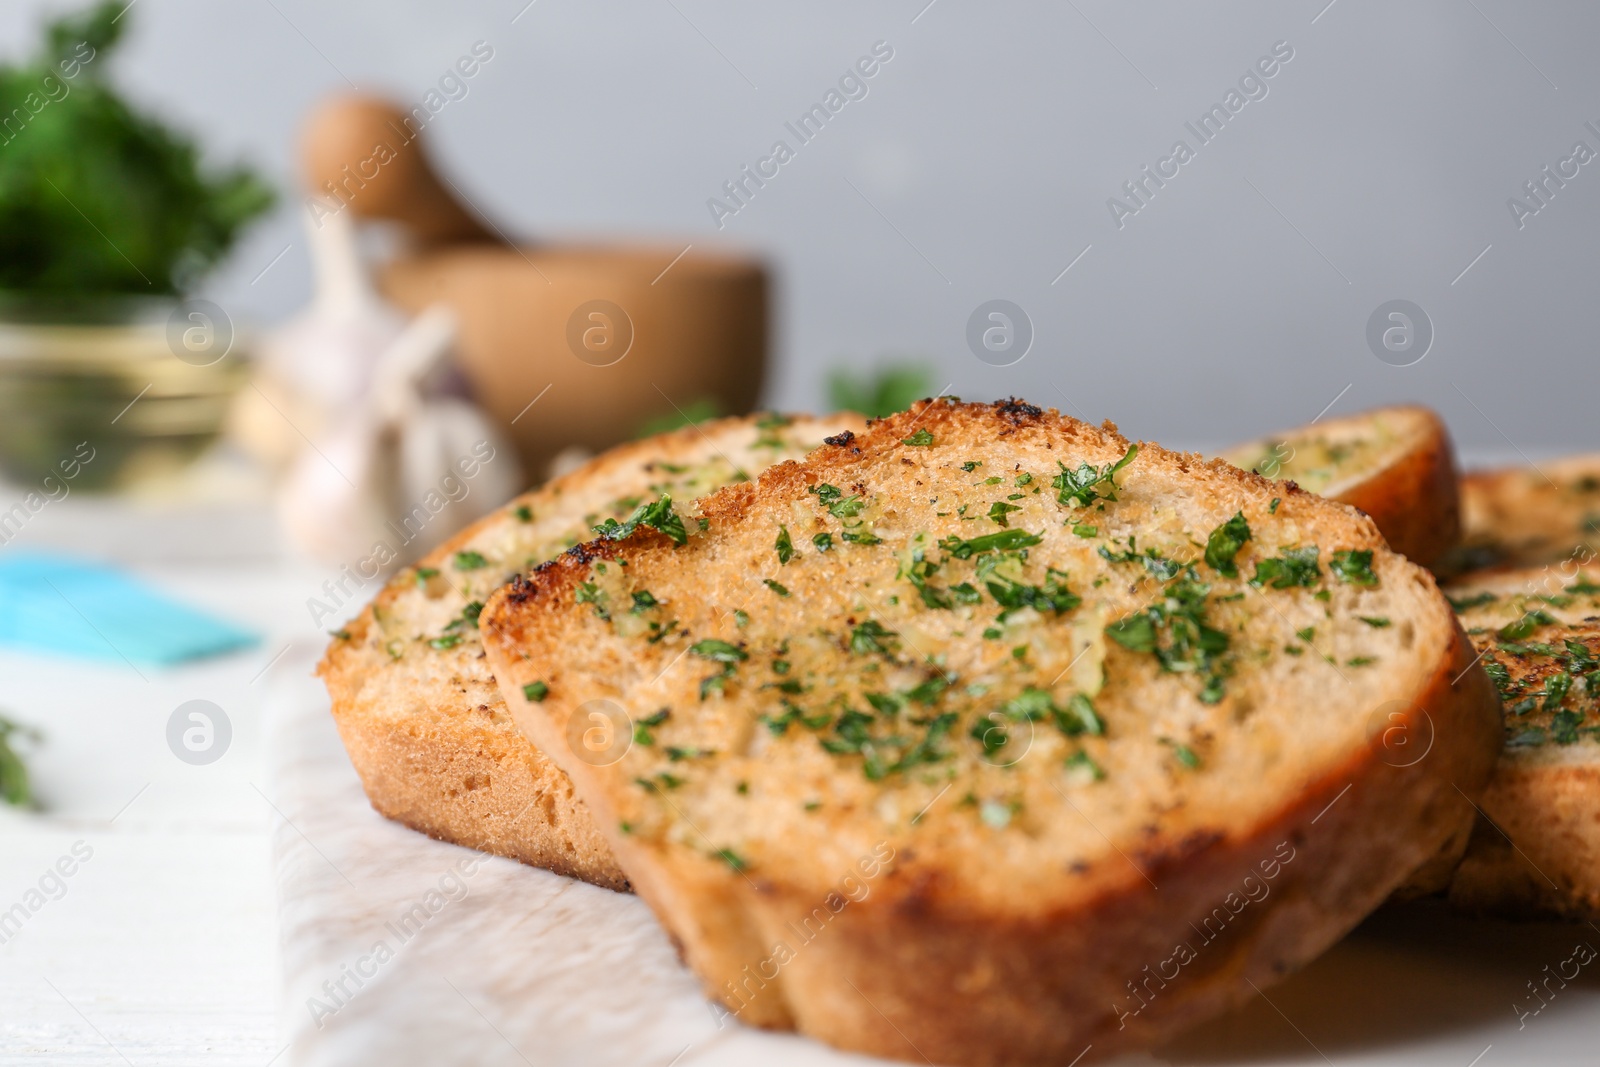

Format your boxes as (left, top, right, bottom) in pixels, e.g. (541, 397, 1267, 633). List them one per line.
(1330, 405, 1461, 567)
(481, 398, 1502, 1065)
(314, 413, 854, 892)
(1448, 757, 1600, 921)
(1225, 404, 1462, 567)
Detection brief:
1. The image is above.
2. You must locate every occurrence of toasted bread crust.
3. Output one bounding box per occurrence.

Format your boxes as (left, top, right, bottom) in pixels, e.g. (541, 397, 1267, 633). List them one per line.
(317, 413, 865, 890)
(1436, 564, 1600, 919)
(484, 398, 1500, 1064)
(1220, 405, 1461, 566)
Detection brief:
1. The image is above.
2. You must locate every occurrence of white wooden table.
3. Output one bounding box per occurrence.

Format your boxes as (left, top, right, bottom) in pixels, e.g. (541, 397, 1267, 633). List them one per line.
(0, 518, 326, 1064)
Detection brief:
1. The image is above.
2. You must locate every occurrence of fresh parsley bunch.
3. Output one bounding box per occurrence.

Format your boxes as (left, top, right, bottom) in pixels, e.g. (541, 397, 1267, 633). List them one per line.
(0, 2, 275, 300)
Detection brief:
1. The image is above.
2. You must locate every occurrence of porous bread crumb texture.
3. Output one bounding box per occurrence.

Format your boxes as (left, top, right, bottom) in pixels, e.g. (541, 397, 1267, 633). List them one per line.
(1440, 562, 1600, 919)
(317, 412, 865, 890)
(1217, 404, 1460, 566)
(484, 398, 1500, 1065)
(1438, 453, 1600, 577)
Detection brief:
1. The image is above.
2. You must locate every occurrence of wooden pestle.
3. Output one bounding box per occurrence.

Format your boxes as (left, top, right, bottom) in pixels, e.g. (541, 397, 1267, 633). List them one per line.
(299, 94, 499, 247)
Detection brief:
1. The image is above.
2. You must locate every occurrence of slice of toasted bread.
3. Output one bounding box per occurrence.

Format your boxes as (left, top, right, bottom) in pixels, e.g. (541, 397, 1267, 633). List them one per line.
(317, 412, 865, 890)
(1218, 404, 1460, 566)
(1438, 563, 1600, 919)
(482, 398, 1499, 1065)
(1435, 454, 1600, 576)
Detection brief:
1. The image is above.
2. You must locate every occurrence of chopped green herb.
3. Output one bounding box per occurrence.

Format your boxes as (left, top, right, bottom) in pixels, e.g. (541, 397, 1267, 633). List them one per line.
(961, 461, 983, 472)
(1346, 656, 1376, 667)
(1072, 524, 1098, 538)
(1252, 546, 1321, 589)
(850, 620, 898, 655)
(1268, 498, 1281, 514)
(1099, 540, 1183, 581)
(575, 582, 609, 619)
(903, 428, 935, 446)
(981, 561, 1081, 617)
(865, 692, 904, 717)
(774, 526, 795, 565)
(1063, 749, 1103, 781)
(522, 681, 549, 702)
(1296, 626, 1316, 643)
(732, 609, 750, 628)
(1359, 616, 1391, 628)
(1169, 742, 1201, 769)
(716, 848, 748, 872)
(630, 591, 660, 614)
(691, 639, 748, 663)
(414, 566, 439, 589)
(1204, 511, 1252, 578)
(1499, 609, 1559, 641)
(1544, 672, 1573, 711)
(1107, 568, 1231, 703)
(813, 532, 834, 552)
(764, 578, 790, 597)
(429, 633, 464, 650)
(1061, 693, 1104, 736)
(593, 495, 690, 546)
(1051, 444, 1139, 508)
(938, 528, 1042, 560)
(0, 714, 40, 807)
(1507, 727, 1547, 748)
(988, 501, 1022, 527)
(1448, 592, 1497, 612)
(1328, 549, 1378, 586)
(633, 708, 670, 745)
(454, 550, 489, 571)
(1552, 710, 1584, 745)
(513, 504, 533, 522)
(841, 529, 883, 545)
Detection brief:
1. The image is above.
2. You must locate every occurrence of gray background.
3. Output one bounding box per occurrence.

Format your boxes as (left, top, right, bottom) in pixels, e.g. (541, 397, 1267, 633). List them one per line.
(5, 0, 1595, 455)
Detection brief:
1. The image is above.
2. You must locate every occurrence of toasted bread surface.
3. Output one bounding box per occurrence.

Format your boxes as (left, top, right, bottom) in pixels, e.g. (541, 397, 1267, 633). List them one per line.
(1219, 404, 1460, 566)
(1436, 454, 1600, 576)
(317, 412, 865, 889)
(483, 398, 1499, 1064)
(1440, 563, 1600, 919)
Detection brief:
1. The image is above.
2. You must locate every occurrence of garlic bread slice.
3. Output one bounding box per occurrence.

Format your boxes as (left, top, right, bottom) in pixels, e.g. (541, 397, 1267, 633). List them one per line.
(1443, 563, 1600, 919)
(484, 398, 1499, 1064)
(318, 412, 864, 890)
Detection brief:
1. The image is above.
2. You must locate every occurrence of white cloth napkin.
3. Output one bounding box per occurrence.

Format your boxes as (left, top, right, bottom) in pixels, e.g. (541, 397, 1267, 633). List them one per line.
(263, 644, 1599, 1067)
(262, 645, 885, 1067)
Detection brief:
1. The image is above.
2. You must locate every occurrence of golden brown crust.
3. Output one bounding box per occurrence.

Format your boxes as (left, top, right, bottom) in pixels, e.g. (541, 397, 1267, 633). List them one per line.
(1219, 405, 1461, 566)
(317, 412, 865, 890)
(484, 398, 1500, 1064)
